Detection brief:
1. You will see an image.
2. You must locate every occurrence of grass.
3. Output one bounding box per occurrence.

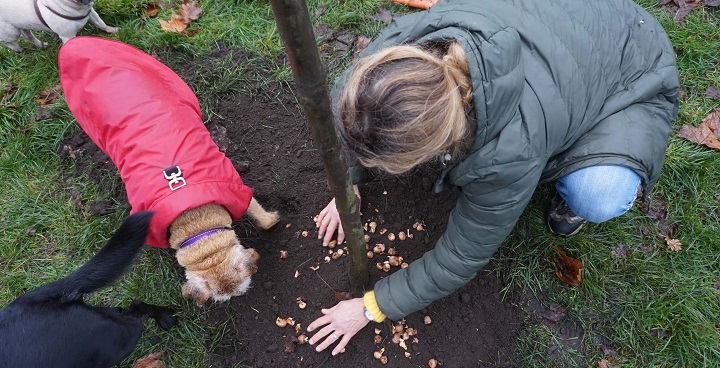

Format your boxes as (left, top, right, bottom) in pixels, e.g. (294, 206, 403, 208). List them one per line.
(1, 0, 719, 367)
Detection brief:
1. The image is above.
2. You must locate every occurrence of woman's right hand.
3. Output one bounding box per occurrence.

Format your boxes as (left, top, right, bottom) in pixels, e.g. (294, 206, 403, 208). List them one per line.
(317, 185, 360, 246)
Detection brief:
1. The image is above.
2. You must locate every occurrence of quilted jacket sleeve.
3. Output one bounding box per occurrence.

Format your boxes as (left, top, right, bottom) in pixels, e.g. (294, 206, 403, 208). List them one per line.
(373, 158, 545, 320)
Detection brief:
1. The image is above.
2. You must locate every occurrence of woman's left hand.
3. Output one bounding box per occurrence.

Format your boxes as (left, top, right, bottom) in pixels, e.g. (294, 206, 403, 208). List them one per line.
(307, 297, 369, 355)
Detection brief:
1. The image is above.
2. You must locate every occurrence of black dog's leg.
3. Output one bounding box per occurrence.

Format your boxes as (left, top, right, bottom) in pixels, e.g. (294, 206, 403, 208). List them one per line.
(126, 300, 178, 330)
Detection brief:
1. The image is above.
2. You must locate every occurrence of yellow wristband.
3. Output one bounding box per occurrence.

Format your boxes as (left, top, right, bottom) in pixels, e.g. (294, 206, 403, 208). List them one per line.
(363, 291, 386, 322)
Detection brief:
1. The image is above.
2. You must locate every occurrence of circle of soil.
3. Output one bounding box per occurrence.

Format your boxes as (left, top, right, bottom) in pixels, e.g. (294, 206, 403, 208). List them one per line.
(60, 46, 524, 367)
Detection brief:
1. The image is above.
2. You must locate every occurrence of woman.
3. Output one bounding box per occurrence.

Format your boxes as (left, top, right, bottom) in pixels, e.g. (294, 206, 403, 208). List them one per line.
(307, 0, 679, 355)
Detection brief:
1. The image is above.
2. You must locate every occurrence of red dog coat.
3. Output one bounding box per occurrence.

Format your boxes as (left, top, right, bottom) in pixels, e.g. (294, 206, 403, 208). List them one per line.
(59, 37, 253, 248)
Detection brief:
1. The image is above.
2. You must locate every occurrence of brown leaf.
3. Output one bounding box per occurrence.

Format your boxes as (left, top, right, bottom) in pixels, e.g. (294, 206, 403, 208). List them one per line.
(675, 0, 700, 20)
(642, 197, 667, 220)
(314, 7, 327, 19)
(610, 245, 628, 259)
(1, 82, 17, 105)
(334, 291, 352, 302)
(284, 335, 297, 353)
(132, 352, 165, 368)
(159, 2, 201, 34)
(35, 84, 63, 105)
(676, 109, 720, 151)
(183, 27, 202, 37)
(144, 3, 160, 17)
(705, 0, 720, 6)
(372, 7, 393, 25)
(713, 280, 720, 291)
(657, 219, 678, 238)
(35, 106, 53, 121)
(706, 86, 720, 100)
(551, 246, 583, 286)
(180, 2, 202, 22)
(665, 238, 682, 252)
(159, 14, 188, 33)
(354, 35, 372, 60)
(542, 303, 567, 323)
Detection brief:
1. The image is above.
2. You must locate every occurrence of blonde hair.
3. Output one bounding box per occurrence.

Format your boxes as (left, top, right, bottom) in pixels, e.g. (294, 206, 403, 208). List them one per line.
(338, 41, 473, 174)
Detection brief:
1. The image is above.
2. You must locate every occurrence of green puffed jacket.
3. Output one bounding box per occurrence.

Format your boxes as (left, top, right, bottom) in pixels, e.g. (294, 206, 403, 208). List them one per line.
(333, 0, 679, 320)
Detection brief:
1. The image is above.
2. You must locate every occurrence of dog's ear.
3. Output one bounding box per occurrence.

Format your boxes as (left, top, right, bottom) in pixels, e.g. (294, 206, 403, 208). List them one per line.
(242, 248, 260, 274)
(181, 278, 212, 307)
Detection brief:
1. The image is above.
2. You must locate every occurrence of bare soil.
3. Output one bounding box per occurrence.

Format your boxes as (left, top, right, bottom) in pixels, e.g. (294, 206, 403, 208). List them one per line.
(59, 46, 584, 368)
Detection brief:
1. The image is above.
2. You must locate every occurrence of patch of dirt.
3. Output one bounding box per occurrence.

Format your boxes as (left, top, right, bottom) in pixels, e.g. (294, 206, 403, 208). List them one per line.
(60, 46, 525, 367)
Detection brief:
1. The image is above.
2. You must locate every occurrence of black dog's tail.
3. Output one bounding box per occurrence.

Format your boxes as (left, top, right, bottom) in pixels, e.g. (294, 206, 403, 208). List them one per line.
(34, 211, 154, 302)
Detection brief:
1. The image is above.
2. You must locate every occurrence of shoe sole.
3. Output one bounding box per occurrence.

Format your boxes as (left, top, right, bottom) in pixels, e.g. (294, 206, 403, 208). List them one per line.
(547, 220, 587, 237)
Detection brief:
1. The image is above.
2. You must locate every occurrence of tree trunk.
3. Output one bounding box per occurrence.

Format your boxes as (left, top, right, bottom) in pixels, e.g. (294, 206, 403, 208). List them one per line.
(269, 0, 369, 287)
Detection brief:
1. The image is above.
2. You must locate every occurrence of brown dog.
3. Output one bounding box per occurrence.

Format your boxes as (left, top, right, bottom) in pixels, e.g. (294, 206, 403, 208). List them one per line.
(169, 200, 278, 306)
(59, 37, 280, 307)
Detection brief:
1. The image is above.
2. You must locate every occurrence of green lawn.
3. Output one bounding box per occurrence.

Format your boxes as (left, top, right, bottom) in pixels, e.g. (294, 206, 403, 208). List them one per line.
(1, 1, 718, 367)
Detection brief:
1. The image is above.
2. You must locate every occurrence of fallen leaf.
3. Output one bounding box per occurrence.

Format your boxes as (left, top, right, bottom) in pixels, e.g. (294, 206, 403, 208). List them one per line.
(610, 245, 628, 259)
(34, 106, 53, 121)
(158, 1, 201, 35)
(600, 345, 619, 357)
(132, 352, 165, 368)
(284, 335, 297, 353)
(183, 27, 202, 37)
(665, 238, 682, 252)
(706, 86, 720, 100)
(706, 0, 720, 6)
(35, 84, 63, 105)
(314, 7, 327, 18)
(1, 82, 17, 105)
(657, 219, 678, 238)
(159, 14, 188, 33)
(713, 280, 720, 291)
(642, 197, 668, 220)
(354, 35, 372, 60)
(542, 303, 567, 323)
(372, 7, 393, 25)
(674, 0, 700, 21)
(144, 3, 160, 17)
(334, 291, 352, 302)
(551, 246, 583, 286)
(179, 1, 202, 22)
(598, 359, 621, 368)
(676, 109, 720, 151)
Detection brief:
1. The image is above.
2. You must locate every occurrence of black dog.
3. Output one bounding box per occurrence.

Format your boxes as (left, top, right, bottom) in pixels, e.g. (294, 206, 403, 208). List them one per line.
(0, 211, 177, 368)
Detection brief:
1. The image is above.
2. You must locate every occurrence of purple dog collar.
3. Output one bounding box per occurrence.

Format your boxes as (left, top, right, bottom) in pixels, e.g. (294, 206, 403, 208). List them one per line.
(179, 227, 232, 248)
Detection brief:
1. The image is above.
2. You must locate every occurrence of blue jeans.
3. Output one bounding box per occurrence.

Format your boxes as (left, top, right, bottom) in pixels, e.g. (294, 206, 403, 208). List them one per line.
(556, 165, 641, 223)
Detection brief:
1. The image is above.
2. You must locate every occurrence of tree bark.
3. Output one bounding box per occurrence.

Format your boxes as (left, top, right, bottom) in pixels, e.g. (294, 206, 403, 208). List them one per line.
(269, 0, 369, 287)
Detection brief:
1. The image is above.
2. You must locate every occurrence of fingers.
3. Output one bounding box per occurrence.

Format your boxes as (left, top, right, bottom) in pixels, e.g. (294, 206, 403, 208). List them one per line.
(307, 314, 331, 332)
(317, 202, 337, 245)
(322, 217, 339, 246)
(336, 225, 345, 245)
(332, 335, 351, 356)
(313, 328, 342, 352)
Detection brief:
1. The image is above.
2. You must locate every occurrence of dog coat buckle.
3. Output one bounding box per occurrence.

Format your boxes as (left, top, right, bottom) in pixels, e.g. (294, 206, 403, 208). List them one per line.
(163, 165, 187, 191)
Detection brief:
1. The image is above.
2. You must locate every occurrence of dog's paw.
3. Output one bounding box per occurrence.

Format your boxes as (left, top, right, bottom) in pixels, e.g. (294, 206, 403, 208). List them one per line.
(256, 210, 280, 230)
(155, 308, 178, 331)
(104, 26, 119, 34)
